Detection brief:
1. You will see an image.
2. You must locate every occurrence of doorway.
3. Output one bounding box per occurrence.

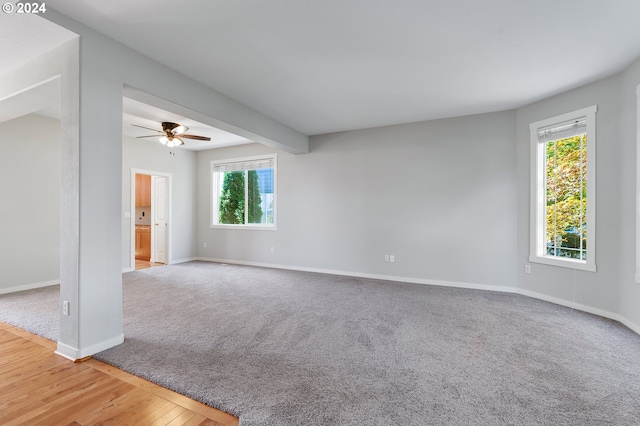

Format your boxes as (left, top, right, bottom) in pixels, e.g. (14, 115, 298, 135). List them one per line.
(131, 169, 172, 271)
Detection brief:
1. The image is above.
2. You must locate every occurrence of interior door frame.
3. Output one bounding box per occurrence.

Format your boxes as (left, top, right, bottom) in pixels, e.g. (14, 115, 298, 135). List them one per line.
(151, 175, 169, 264)
(130, 168, 173, 269)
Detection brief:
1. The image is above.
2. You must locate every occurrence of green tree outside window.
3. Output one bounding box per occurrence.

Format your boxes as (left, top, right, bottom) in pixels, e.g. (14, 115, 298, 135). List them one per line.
(219, 170, 263, 224)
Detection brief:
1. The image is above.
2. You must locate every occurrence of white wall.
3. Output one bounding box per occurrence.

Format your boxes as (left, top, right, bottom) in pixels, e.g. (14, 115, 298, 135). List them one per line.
(0, 114, 60, 293)
(197, 111, 518, 289)
(122, 136, 198, 270)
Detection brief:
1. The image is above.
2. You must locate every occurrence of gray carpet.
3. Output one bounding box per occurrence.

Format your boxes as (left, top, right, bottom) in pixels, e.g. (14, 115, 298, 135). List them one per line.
(2, 262, 640, 425)
(0, 284, 59, 341)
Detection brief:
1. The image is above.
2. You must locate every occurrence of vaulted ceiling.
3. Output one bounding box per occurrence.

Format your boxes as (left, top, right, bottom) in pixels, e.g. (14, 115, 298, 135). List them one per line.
(4, 1, 640, 137)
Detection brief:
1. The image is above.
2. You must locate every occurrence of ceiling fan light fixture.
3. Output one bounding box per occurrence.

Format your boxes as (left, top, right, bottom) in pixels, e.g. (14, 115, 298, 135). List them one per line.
(134, 122, 209, 147)
(173, 125, 188, 135)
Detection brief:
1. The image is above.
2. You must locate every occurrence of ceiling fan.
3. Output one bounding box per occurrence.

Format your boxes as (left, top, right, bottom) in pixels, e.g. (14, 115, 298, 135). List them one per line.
(133, 122, 211, 147)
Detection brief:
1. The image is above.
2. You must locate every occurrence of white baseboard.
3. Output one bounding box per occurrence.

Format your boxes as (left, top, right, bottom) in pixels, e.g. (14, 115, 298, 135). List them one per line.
(616, 315, 640, 335)
(122, 267, 135, 273)
(196, 257, 640, 336)
(519, 288, 640, 335)
(55, 341, 80, 360)
(0, 279, 59, 295)
(172, 257, 198, 265)
(196, 257, 516, 293)
(56, 333, 125, 361)
(79, 333, 124, 358)
(516, 288, 617, 320)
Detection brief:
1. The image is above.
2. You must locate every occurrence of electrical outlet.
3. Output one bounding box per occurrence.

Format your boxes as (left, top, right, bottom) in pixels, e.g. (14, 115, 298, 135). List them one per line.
(63, 301, 69, 316)
(270, 246, 275, 253)
(384, 254, 389, 262)
(390, 255, 395, 263)
(525, 264, 531, 274)
(203, 242, 207, 248)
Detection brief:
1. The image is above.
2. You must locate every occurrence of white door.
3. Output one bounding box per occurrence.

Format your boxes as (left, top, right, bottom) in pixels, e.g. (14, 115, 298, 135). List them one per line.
(152, 176, 168, 264)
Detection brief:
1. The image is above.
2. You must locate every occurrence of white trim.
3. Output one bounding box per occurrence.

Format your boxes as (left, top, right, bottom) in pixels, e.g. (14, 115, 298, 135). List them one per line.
(79, 333, 124, 358)
(529, 105, 597, 272)
(528, 255, 597, 272)
(210, 154, 278, 168)
(195, 257, 640, 336)
(0, 279, 59, 295)
(196, 257, 516, 294)
(55, 342, 80, 361)
(122, 267, 135, 273)
(55, 333, 125, 361)
(617, 315, 640, 336)
(517, 288, 618, 320)
(517, 288, 640, 335)
(210, 154, 277, 230)
(130, 169, 173, 271)
(170, 257, 198, 264)
(209, 224, 278, 231)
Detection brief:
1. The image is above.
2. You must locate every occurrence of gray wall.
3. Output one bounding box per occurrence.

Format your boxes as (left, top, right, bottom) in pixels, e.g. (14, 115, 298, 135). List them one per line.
(618, 58, 640, 328)
(2, 10, 637, 356)
(121, 136, 198, 270)
(32, 8, 308, 358)
(0, 37, 81, 355)
(198, 111, 518, 289)
(515, 72, 627, 318)
(0, 114, 60, 293)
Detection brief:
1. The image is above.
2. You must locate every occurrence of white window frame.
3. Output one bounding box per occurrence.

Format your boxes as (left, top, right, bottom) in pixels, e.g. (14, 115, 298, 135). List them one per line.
(529, 105, 597, 272)
(210, 154, 277, 231)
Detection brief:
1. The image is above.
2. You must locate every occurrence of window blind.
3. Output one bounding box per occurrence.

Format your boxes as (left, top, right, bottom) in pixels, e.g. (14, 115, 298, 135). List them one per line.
(537, 117, 587, 143)
(213, 158, 274, 173)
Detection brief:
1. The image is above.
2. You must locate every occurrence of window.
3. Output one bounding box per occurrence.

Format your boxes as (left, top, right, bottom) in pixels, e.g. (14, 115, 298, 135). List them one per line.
(211, 154, 277, 229)
(529, 106, 596, 271)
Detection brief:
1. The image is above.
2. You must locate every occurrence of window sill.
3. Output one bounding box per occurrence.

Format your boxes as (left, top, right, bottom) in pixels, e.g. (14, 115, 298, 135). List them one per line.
(529, 255, 596, 272)
(210, 224, 277, 231)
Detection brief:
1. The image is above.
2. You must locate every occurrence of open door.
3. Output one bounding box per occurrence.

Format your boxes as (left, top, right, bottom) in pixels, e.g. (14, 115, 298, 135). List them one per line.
(130, 169, 171, 270)
(152, 175, 168, 264)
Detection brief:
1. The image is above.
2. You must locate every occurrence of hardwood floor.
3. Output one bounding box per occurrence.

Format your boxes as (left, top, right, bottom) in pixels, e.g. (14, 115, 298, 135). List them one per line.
(135, 260, 165, 270)
(0, 323, 239, 426)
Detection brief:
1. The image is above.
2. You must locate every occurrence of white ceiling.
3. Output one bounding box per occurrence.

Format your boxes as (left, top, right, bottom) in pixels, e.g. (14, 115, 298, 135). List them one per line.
(122, 97, 253, 151)
(37, 0, 640, 136)
(0, 14, 72, 124)
(0, 13, 76, 77)
(4, 2, 640, 139)
(0, 14, 254, 151)
(0, 77, 61, 123)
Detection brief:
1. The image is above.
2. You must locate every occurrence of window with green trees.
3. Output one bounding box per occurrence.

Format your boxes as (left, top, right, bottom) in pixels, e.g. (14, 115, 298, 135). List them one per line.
(529, 106, 596, 272)
(545, 134, 587, 259)
(211, 155, 276, 228)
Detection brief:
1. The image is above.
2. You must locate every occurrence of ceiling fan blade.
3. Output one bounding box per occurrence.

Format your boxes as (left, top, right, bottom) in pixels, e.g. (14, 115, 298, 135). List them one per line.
(181, 134, 211, 141)
(132, 124, 162, 132)
(136, 135, 163, 139)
